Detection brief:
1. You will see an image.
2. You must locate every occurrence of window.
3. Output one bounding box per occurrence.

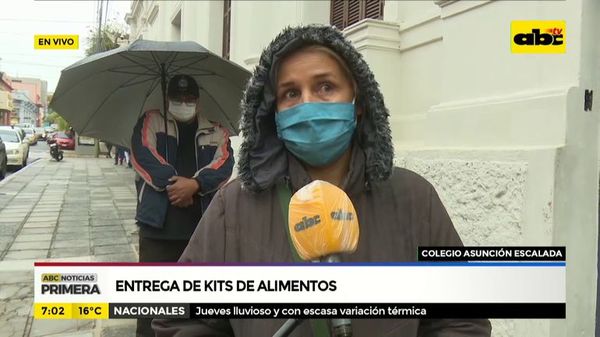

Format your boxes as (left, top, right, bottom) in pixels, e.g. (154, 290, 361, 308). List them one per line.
(78, 136, 96, 146)
(222, 0, 231, 60)
(330, 0, 384, 30)
(0, 130, 19, 143)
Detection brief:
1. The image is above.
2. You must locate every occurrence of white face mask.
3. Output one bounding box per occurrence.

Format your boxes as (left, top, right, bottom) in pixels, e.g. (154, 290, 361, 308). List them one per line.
(169, 100, 197, 122)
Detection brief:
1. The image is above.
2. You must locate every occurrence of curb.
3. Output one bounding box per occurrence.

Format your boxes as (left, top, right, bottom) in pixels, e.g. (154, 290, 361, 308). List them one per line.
(0, 158, 43, 189)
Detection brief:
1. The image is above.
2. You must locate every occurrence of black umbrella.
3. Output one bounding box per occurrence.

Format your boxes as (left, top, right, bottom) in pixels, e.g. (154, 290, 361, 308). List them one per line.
(50, 39, 251, 151)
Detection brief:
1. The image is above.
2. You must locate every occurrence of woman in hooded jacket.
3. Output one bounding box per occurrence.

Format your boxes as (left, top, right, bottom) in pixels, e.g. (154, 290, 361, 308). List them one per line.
(153, 25, 491, 337)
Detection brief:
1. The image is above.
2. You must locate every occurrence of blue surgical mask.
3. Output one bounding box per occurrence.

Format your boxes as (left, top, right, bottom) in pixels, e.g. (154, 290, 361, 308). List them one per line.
(275, 102, 357, 167)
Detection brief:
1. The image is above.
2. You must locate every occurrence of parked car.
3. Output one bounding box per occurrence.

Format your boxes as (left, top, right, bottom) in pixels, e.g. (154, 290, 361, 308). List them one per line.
(0, 126, 29, 168)
(23, 128, 38, 145)
(13, 127, 25, 142)
(0, 137, 7, 180)
(15, 123, 34, 130)
(52, 132, 75, 150)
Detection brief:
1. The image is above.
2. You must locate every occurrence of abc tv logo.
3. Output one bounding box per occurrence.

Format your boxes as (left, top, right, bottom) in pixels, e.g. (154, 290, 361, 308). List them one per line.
(514, 28, 563, 46)
(511, 21, 566, 54)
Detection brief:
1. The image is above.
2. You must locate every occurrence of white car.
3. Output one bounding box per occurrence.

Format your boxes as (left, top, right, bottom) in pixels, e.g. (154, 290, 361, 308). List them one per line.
(0, 127, 29, 168)
(23, 128, 38, 145)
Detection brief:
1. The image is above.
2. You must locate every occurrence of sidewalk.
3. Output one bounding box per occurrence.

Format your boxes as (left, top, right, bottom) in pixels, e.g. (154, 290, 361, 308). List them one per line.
(0, 156, 139, 337)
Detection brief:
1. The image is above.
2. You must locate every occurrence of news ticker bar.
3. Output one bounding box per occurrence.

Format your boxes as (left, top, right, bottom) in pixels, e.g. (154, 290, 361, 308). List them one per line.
(418, 246, 565, 261)
(34, 302, 566, 320)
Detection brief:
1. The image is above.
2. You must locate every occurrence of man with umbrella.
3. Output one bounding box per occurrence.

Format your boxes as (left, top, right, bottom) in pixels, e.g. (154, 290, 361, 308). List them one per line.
(130, 74, 234, 337)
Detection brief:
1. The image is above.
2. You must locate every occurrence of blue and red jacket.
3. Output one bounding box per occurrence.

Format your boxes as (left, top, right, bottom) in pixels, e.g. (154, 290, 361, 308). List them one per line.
(130, 109, 234, 229)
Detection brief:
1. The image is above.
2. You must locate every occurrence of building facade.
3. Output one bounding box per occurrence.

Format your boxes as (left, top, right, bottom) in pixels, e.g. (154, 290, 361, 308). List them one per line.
(11, 77, 48, 127)
(126, 1, 600, 336)
(0, 72, 13, 126)
(12, 91, 38, 126)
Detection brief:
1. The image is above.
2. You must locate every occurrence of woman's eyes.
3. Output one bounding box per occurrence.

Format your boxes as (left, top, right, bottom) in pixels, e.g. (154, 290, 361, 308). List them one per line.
(281, 82, 335, 101)
(318, 82, 334, 94)
(284, 89, 300, 100)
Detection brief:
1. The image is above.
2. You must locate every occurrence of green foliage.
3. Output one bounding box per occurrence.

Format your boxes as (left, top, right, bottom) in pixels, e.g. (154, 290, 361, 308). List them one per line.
(86, 21, 128, 56)
(46, 111, 70, 131)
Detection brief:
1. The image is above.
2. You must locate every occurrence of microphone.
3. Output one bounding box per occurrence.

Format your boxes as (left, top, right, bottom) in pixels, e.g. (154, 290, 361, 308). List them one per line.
(288, 180, 359, 337)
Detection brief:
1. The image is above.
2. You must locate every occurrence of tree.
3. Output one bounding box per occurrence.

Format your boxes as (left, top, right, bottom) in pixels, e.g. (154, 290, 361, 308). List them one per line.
(86, 21, 128, 56)
(46, 111, 70, 131)
(45, 94, 69, 130)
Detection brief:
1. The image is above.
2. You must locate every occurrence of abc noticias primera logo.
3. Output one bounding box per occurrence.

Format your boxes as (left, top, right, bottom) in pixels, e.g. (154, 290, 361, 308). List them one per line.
(511, 21, 566, 54)
(41, 273, 100, 295)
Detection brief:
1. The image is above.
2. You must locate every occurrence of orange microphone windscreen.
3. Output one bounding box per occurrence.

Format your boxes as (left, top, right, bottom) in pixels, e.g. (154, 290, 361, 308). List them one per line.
(288, 180, 359, 261)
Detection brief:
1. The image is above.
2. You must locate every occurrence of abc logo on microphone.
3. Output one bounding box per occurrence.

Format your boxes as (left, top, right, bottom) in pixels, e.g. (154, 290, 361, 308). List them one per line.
(288, 180, 360, 261)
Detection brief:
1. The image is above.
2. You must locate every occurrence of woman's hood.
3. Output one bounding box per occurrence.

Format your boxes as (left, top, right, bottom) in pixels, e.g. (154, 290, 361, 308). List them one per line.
(237, 25, 394, 193)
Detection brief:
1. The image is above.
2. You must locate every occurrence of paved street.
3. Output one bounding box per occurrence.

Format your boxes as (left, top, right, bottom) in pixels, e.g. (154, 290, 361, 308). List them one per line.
(0, 154, 138, 336)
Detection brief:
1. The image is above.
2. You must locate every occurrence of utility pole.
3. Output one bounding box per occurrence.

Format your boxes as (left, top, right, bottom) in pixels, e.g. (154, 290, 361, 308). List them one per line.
(93, 0, 104, 156)
(97, 0, 104, 54)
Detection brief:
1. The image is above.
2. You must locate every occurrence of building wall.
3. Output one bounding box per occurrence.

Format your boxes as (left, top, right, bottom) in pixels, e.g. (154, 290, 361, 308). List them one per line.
(15, 77, 48, 127)
(12, 81, 41, 106)
(13, 91, 38, 126)
(0, 72, 14, 126)
(230, 1, 330, 68)
(375, 2, 596, 336)
(0, 72, 13, 92)
(126, 1, 598, 336)
(129, 0, 183, 42)
(0, 91, 13, 126)
(180, 1, 223, 52)
(11, 78, 46, 126)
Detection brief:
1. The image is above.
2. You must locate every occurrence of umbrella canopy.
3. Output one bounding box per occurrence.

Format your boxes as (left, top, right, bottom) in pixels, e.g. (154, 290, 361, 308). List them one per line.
(49, 39, 251, 147)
